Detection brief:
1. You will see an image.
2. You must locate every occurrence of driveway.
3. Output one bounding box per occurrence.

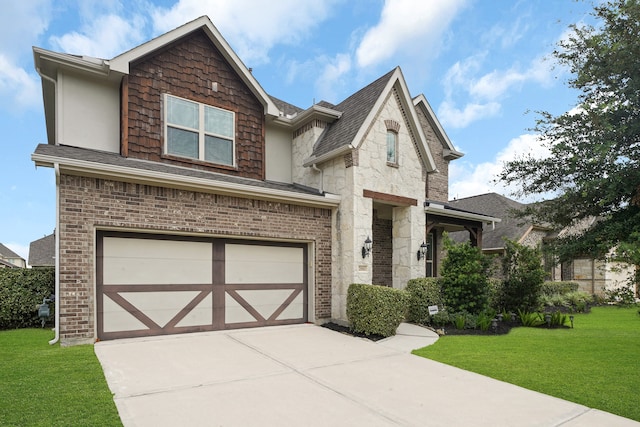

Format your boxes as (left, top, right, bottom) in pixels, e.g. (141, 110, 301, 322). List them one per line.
(95, 324, 638, 427)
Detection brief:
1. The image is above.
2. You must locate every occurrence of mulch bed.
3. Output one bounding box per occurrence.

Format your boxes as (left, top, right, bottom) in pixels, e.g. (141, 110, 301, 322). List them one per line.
(322, 320, 570, 340)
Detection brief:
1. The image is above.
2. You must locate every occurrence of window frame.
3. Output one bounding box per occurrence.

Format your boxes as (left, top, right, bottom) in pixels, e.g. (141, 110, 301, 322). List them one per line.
(386, 130, 398, 165)
(163, 94, 236, 167)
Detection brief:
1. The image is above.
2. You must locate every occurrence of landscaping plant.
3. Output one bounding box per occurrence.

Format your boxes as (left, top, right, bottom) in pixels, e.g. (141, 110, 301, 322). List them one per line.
(0, 268, 55, 329)
(440, 238, 492, 314)
(346, 283, 408, 337)
(405, 277, 444, 324)
(500, 240, 545, 313)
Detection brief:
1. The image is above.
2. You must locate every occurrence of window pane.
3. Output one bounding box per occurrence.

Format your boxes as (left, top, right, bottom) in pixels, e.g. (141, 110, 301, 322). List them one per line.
(167, 96, 198, 129)
(205, 106, 233, 138)
(167, 127, 198, 158)
(205, 135, 233, 165)
(387, 131, 396, 163)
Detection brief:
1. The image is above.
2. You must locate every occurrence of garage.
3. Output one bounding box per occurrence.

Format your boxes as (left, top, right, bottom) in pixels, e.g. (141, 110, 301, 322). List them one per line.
(96, 231, 308, 340)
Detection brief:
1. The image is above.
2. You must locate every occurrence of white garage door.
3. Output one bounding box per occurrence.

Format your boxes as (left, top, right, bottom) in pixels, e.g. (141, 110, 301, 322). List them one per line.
(97, 232, 308, 340)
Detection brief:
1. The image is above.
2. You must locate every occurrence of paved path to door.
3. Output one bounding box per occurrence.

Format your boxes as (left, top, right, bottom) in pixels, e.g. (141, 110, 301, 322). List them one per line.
(95, 324, 638, 426)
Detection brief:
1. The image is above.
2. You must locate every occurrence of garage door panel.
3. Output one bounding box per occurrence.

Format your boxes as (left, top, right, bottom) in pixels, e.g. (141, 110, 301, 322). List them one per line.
(102, 295, 149, 333)
(103, 238, 212, 285)
(225, 244, 304, 284)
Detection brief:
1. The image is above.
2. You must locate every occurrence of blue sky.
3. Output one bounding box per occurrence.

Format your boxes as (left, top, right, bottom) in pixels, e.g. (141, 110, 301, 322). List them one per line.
(0, 0, 595, 261)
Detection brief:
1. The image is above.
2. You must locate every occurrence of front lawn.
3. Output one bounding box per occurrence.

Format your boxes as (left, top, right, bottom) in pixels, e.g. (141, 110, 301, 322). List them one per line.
(414, 306, 640, 421)
(0, 329, 121, 426)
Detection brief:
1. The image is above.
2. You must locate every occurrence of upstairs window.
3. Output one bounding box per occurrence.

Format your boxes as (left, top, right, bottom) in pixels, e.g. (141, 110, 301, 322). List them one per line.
(386, 130, 397, 164)
(164, 94, 235, 166)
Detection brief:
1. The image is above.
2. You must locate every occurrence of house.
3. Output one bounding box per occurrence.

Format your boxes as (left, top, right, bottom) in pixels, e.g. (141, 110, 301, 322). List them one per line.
(449, 192, 634, 295)
(28, 232, 55, 268)
(0, 243, 26, 268)
(31, 16, 498, 345)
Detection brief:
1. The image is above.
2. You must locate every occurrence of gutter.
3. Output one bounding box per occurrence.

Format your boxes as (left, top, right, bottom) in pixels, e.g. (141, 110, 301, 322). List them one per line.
(31, 152, 341, 208)
(303, 145, 353, 168)
(49, 163, 60, 345)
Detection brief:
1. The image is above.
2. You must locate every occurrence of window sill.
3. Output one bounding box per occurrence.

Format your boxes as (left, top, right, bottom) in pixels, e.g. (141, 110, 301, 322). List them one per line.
(386, 161, 399, 168)
(162, 154, 237, 171)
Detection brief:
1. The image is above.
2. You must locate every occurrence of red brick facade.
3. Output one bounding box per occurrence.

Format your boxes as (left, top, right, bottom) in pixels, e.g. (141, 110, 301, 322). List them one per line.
(126, 30, 265, 179)
(57, 174, 333, 343)
(372, 210, 393, 287)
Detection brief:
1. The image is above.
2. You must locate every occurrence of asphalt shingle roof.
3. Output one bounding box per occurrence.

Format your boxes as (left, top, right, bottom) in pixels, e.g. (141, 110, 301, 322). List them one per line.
(312, 68, 396, 158)
(448, 193, 530, 249)
(33, 144, 326, 197)
(29, 233, 55, 267)
(0, 243, 21, 259)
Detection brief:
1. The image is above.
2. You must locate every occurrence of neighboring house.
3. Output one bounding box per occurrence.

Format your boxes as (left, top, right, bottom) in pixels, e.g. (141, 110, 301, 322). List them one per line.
(449, 192, 634, 295)
(31, 16, 498, 345)
(0, 243, 26, 268)
(28, 232, 55, 268)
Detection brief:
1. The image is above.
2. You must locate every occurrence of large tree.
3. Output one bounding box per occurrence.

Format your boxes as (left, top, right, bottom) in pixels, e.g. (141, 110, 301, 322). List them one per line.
(499, 0, 640, 263)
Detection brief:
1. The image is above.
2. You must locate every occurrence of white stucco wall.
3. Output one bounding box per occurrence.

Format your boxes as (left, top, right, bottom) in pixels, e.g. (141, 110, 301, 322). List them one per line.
(58, 71, 120, 153)
(265, 123, 292, 183)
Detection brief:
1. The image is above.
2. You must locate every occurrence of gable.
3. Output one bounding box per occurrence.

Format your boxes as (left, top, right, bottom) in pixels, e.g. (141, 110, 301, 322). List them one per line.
(125, 30, 266, 180)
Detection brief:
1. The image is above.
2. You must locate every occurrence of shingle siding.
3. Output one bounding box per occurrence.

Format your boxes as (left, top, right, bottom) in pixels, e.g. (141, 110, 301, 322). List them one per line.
(127, 30, 265, 179)
(57, 174, 333, 344)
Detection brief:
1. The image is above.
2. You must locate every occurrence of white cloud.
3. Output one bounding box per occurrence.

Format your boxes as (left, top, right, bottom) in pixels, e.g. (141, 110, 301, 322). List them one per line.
(356, 0, 468, 68)
(49, 13, 147, 58)
(0, 54, 40, 109)
(151, 0, 340, 66)
(438, 100, 501, 129)
(449, 133, 552, 202)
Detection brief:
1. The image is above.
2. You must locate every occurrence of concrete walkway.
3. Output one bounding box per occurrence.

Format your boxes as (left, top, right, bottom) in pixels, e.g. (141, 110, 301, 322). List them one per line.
(95, 324, 639, 427)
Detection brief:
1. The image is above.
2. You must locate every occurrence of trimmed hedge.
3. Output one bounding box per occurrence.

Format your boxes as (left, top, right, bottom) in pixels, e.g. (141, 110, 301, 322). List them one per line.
(346, 283, 408, 337)
(0, 268, 55, 329)
(405, 278, 443, 324)
(541, 281, 580, 296)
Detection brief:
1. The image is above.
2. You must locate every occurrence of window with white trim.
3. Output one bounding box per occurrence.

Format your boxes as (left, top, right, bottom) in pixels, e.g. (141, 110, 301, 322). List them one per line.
(164, 94, 235, 166)
(386, 130, 397, 164)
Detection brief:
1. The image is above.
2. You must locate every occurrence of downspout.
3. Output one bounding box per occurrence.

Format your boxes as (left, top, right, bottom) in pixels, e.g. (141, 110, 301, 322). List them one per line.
(49, 163, 61, 345)
(35, 66, 60, 345)
(311, 164, 324, 193)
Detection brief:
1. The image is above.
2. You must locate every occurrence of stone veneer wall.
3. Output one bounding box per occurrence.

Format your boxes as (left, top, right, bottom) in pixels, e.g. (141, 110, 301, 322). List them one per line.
(57, 174, 332, 344)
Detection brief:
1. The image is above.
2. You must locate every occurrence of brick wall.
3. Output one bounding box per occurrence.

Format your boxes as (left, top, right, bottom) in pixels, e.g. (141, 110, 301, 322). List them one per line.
(58, 174, 332, 344)
(372, 210, 392, 287)
(127, 30, 265, 179)
(415, 105, 449, 202)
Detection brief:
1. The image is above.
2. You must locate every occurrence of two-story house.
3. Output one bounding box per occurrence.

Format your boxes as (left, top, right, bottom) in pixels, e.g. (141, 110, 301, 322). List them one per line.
(32, 16, 498, 345)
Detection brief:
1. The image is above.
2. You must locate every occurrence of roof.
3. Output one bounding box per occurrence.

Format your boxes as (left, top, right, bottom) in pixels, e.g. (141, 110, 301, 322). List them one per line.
(413, 94, 463, 160)
(448, 193, 545, 249)
(32, 144, 340, 208)
(0, 243, 21, 259)
(29, 233, 55, 267)
(312, 69, 396, 158)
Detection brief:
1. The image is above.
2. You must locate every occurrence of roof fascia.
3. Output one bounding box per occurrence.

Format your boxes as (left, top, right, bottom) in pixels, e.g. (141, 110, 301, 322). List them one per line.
(32, 152, 341, 208)
(424, 201, 502, 224)
(352, 68, 437, 172)
(303, 144, 353, 168)
(110, 16, 279, 117)
(413, 94, 463, 160)
(272, 104, 342, 127)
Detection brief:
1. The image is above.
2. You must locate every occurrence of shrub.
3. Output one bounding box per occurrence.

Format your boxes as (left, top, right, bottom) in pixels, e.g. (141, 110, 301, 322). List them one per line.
(541, 281, 580, 296)
(518, 310, 545, 327)
(346, 283, 409, 337)
(430, 310, 451, 327)
(477, 312, 492, 331)
(487, 278, 503, 312)
(0, 268, 55, 329)
(604, 284, 638, 306)
(500, 240, 546, 313)
(565, 291, 592, 312)
(405, 278, 444, 324)
(440, 239, 492, 314)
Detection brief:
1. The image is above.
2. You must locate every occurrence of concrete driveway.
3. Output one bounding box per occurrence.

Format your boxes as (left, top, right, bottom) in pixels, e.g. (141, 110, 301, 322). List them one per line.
(95, 324, 638, 427)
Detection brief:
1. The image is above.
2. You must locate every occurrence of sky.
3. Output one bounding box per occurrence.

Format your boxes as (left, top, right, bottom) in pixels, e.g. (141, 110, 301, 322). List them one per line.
(0, 0, 597, 262)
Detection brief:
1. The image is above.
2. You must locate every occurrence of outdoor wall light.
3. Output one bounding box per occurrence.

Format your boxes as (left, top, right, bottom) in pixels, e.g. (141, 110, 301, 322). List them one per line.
(416, 241, 428, 260)
(362, 236, 373, 258)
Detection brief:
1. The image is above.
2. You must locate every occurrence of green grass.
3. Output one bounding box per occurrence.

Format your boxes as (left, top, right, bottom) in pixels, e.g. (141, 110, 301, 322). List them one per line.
(0, 329, 122, 426)
(414, 306, 640, 421)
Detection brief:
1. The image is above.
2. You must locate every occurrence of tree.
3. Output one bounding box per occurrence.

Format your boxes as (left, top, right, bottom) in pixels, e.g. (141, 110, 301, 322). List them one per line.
(499, 0, 640, 263)
(440, 239, 492, 314)
(499, 240, 546, 312)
